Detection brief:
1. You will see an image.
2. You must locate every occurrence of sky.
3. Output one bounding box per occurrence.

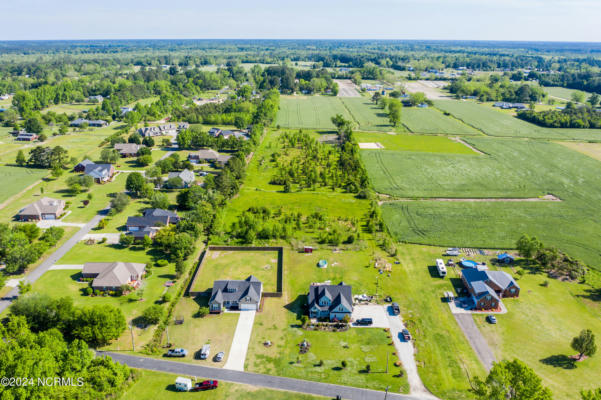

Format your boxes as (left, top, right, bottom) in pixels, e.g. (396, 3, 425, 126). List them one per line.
(1, 0, 601, 42)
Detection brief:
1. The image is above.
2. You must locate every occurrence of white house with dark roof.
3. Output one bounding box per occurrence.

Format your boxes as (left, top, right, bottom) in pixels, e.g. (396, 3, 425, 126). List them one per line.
(84, 163, 115, 183)
(209, 276, 262, 313)
(308, 282, 353, 321)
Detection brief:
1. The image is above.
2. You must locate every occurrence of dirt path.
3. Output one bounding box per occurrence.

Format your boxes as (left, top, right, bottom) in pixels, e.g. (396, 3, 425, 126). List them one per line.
(379, 194, 561, 205)
(334, 79, 360, 97)
(450, 137, 485, 155)
(404, 81, 451, 100)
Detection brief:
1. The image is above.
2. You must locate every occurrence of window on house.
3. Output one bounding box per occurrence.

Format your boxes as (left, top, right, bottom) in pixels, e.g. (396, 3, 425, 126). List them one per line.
(510, 288, 515, 293)
(486, 295, 491, 300)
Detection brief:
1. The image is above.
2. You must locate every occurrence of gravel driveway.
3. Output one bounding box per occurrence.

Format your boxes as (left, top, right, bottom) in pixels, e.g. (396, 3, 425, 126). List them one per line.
(352, 304, 389, 328)
(453, 314, 495, 370)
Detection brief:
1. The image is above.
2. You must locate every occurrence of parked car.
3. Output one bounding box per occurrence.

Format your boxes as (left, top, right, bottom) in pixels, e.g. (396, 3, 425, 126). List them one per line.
(166, 348, 187, 357)
(214, 351, 225, 362)
(486, 315, 497, 324)
(200, 344, 211, 360)
(391, 302, 400, 315)
(355, 318, 373, 326)
(191, 380, 218, 391)
(401, 329, 412, 341)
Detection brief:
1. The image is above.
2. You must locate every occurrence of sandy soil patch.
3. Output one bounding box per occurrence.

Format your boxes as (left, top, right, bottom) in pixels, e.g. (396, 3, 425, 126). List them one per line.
(405, 80, 451, 100)
(358, 142, 385, 149)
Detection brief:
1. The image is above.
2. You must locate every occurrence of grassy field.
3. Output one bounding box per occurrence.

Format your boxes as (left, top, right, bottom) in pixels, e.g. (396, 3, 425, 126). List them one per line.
(560, 141, 601, 162)
(544, 86, 592, 102)
(354, 132, 477, 154)
(159, 297, 239, 367)
(191, 249, 280, 293)
(42, 103, 95, 115)
(473, 267, 601, 399)
(365, 137, 601, 268)
(276, 96, 351, 130)
(339, 97, 400, 132)
(0, 166, 48, 204)
(122, 369, 326, 400)
(401, 108, 480, 136)
(434, 100, 601, 140)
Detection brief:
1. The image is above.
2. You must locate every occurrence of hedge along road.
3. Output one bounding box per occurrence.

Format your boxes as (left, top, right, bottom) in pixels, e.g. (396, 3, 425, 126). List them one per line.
(98, 351, 427, 400)
(0, 207, 109, 314)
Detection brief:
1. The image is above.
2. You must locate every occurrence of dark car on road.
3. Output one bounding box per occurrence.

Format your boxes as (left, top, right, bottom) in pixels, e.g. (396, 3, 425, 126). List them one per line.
(391, 302, 400, 315)
(191, 380, 218, 391)
(165, 348, 187, 357)
(355, 318, 373, 326)
(401, 329, 412, 341)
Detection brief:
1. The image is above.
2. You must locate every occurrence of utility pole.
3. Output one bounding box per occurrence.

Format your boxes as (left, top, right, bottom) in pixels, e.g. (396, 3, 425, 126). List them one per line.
(166, 325, 170, 346)
(384, 385, 390, 400)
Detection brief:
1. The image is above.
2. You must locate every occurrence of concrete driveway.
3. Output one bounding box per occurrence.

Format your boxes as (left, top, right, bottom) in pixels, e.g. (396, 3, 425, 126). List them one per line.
(223, 310, 256, 371)
(352, 305, 389, 328)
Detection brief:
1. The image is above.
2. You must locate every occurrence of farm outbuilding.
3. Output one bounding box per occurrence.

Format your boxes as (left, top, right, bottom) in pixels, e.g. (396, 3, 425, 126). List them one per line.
(497, 253, 515, 264)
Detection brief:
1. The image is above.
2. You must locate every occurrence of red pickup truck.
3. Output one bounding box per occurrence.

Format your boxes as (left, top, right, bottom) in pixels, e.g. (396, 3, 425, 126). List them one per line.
(191, 380, 218, 391)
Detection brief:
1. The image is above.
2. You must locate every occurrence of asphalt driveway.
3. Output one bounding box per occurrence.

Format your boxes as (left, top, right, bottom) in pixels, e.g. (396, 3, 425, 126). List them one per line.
(453, 313, 495, 370)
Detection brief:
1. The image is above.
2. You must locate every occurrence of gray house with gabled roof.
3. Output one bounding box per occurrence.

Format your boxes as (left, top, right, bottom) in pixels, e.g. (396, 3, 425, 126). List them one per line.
(461, 269, 520, 310)
(209, 275, 262, 313)
(308, 282, 353, 321)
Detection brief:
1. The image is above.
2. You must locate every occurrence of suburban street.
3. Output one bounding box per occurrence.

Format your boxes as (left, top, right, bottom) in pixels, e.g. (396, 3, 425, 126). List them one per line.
(99, 351, 427, 400)
(0, 208, 108, 313)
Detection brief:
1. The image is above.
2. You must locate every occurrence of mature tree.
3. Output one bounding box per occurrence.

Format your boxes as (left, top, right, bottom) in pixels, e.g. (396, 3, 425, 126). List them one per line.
(17, 280, 32, 295)
(150, 192, 170, 209)
(100, 148, 119, 164)
(572, 329, 597, 360)
(516, 234, 543, 259)
(110, 192, 130, 214)
(142, 305, 164, 325)
(24, 117, 43, 134)
(125, 172, 146, 197)
(371, 92, 382, 105)
(15, 149, 26, 166)
(142, 136, 155, 147)
(572, 91, 586, 103)
(10, 293, 74, 332)
(387, 99, 402, 126)
(137, 154, 152, 166)
(588, 93, 600, 108)
(473, 359, 553, 400)
(119, 233, 134, 247)
(71, 305, 126, 347)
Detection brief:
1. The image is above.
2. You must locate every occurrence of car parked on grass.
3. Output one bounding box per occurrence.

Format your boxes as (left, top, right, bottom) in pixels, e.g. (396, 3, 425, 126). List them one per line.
(487, 315, 497, 324)
(191, 380, 218, 391)
(166, 348, 187, 357)
(214, 351, 225, 362)
(391, 302, 400, 315)
(355, 318, 373, 326)
(401, 328, 412, 341)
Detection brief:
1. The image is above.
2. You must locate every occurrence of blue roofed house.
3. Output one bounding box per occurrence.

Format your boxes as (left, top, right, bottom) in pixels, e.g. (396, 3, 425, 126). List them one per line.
(497, 253, 515, 264)
(308, 282, 353, 321)
(461, 269, 520, 310)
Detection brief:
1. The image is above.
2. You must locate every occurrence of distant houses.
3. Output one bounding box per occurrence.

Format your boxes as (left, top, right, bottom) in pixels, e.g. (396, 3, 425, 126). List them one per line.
(120, 107, 134, 115)
(17, 197, 65, 221)
(493, 102, 528, 110)
(70, 118, 108, 128)
(461, 269, 520, 311)
(125, 208, 180, 240)
(137, 123, 189, 137)
(82, 262, 146, 291)
(188, 149, 232, 166)
(308, 282, 353, 321)
(15, 132, 39, 141)
(208, 127, 250, 140)
(209, 275, 263, 313)
(88, 95, 104, 103)
(84, 163, 115, 183)
(114, 143, 144, 157)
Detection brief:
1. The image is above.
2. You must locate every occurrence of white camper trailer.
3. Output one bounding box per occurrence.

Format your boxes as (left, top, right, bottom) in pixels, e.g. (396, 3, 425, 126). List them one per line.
(436, 259, 447, 277)
(175, 377, 192, 391)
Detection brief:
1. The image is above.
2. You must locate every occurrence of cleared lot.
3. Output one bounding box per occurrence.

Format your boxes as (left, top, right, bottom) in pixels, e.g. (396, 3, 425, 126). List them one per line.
(334, 79, 360, 97)
(351, 305, 389, 328)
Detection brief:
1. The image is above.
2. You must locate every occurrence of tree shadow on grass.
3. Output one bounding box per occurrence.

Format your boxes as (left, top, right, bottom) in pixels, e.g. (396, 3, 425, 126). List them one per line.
(284, 294, 307, 324)
(540, 354, 576, 369)
(576, 287, 601, 303)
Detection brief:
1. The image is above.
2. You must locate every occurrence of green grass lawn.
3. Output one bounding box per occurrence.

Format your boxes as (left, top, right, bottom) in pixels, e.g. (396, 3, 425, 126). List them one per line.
(434, 100, 601, 140)
(354, 132, 477, 154)
(401, 108, 480, 136)
(544, 86, 592, 103)
(121, 369, 326, 400)
(276, 96, 352, 130)
(159, 297, 239, 367)
(191, 249, 280, 293)
(0, 166, 48, 204)
(365, 137, 601, 268)
(42, 103, 95, 115)
(473, 267, 601, 399)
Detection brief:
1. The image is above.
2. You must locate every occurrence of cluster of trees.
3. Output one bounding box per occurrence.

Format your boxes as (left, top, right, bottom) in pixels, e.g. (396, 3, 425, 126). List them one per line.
(0, 315, 133, 400)
(0, 224, 64, 274)
(10, 293, 126, 347)
(448, 76, 546, 103)
(518, 103, 601, 129)
(176, 127, 255, 153)
(516, 234, 587, 280)
(535, 70, 601, 95)
(18, 145, 69, 169)
(252, 65, 338, 94)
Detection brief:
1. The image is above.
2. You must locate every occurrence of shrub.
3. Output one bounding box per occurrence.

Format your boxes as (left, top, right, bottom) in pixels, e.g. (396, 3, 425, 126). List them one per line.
(341, 360, 347, 369)
(156, 259, 169, 267)
(85, 287, 93, 296)
(142, 305, 165, 325)
(196, 307, 209, 318)
(162, 293, 172, 303)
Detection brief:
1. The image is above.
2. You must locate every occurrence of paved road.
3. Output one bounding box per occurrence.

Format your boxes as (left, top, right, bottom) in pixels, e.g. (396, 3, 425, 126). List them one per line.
(453, 314, 495, 370)
(0, 208, 108, 313)
(99, 352, 424, 400)
(223, 310, 256, 371)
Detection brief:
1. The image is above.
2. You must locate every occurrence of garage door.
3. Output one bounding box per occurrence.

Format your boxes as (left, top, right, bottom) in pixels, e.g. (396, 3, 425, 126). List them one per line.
(240, 303, 256, 311)
(43, 214, 56, 220)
